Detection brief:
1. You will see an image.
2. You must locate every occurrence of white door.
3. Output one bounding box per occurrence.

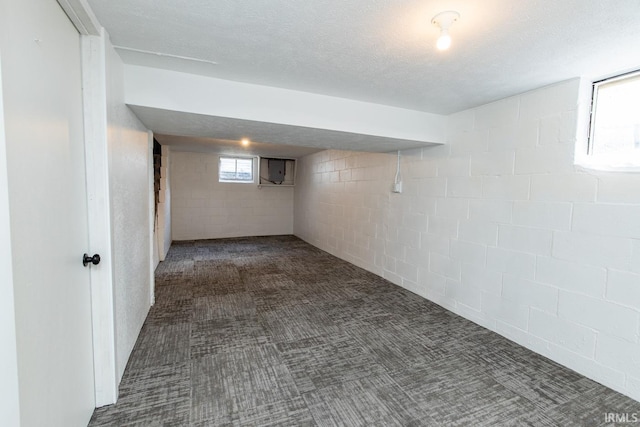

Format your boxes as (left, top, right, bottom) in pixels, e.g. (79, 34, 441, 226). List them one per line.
(1, 0, 96, 425)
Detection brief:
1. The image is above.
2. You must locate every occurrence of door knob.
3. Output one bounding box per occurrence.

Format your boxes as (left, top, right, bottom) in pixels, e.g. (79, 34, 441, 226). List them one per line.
(83, 253, 101, 267)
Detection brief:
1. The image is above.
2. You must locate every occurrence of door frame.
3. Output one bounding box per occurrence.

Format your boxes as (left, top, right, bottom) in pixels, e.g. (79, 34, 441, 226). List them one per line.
(82, 31, 118, 406)
(58, 0, 119, 407)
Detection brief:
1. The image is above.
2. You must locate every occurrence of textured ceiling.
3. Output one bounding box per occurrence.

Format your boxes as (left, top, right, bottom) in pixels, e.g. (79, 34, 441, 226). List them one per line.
(153, 134, 323, 158)
(89, 0, 640, 115)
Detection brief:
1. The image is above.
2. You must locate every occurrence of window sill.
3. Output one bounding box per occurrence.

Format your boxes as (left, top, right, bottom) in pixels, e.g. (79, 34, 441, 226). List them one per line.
(257, 184, 295, 188)
(575, 154, 640, 173)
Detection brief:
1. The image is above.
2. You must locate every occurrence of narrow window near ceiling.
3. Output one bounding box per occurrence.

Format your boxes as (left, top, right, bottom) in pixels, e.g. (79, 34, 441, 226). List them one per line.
(219, 156, 254, 183)
(588, 70, 640, 170)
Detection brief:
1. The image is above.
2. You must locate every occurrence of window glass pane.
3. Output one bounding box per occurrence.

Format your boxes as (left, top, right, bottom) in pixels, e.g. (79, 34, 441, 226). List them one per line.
(219, 157, 253, 182)
(591, 73, 640, 157)
(219, 158, 237, 180)
(236, 158, 253, 181)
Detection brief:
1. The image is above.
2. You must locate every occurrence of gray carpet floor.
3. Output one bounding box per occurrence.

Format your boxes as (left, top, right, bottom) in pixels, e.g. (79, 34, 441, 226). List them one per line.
(89, 235, 640, 426)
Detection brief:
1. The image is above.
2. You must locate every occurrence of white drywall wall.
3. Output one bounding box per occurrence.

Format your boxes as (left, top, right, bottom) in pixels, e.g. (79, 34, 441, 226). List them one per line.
(294, 79, 640, 402)
(171, 151, 293, 240)
(105, 40, 152, 381)
(0, 44, 21, 427)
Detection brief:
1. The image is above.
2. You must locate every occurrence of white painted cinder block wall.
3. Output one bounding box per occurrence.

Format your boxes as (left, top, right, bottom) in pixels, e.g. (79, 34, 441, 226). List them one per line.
(171, 151, 293, 240)
(294, 79, 640, 402)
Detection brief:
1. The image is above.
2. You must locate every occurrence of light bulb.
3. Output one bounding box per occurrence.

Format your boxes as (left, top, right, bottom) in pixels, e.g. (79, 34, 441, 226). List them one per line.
(241, 138, 250, 146)
(437, 31, 451, 50)
(432, 11, 459, 51)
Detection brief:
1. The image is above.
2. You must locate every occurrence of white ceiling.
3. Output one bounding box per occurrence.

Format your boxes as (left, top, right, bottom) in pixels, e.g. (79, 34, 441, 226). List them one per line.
(133, 106, 439, 156)
(87, 0, 640, 153)
(153, 134, 322, 158)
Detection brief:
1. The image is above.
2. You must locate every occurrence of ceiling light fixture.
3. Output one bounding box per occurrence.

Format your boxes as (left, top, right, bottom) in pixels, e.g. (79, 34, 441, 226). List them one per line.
(431, 11, 460, 51)
(241, 138, 250, 146)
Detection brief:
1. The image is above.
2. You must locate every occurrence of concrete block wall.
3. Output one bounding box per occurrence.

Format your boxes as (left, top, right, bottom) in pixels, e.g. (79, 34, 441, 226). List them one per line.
(171, 151, 293, 240)
(294, 79, 640, 402)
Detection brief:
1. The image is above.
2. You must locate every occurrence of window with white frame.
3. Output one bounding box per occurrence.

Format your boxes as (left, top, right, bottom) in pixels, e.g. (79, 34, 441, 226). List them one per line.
(218, 156, 254, 183)
(588, 70, 640, 169)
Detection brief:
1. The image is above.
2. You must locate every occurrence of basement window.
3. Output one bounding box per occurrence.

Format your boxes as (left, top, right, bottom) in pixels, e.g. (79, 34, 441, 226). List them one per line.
(218, 156, 254, 183)
(587, 70, 640, 170)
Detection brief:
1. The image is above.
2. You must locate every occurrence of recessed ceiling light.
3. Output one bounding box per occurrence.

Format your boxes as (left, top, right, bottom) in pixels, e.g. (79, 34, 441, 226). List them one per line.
(432, 11, 460, 51)
(241, 138, 250, 146)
